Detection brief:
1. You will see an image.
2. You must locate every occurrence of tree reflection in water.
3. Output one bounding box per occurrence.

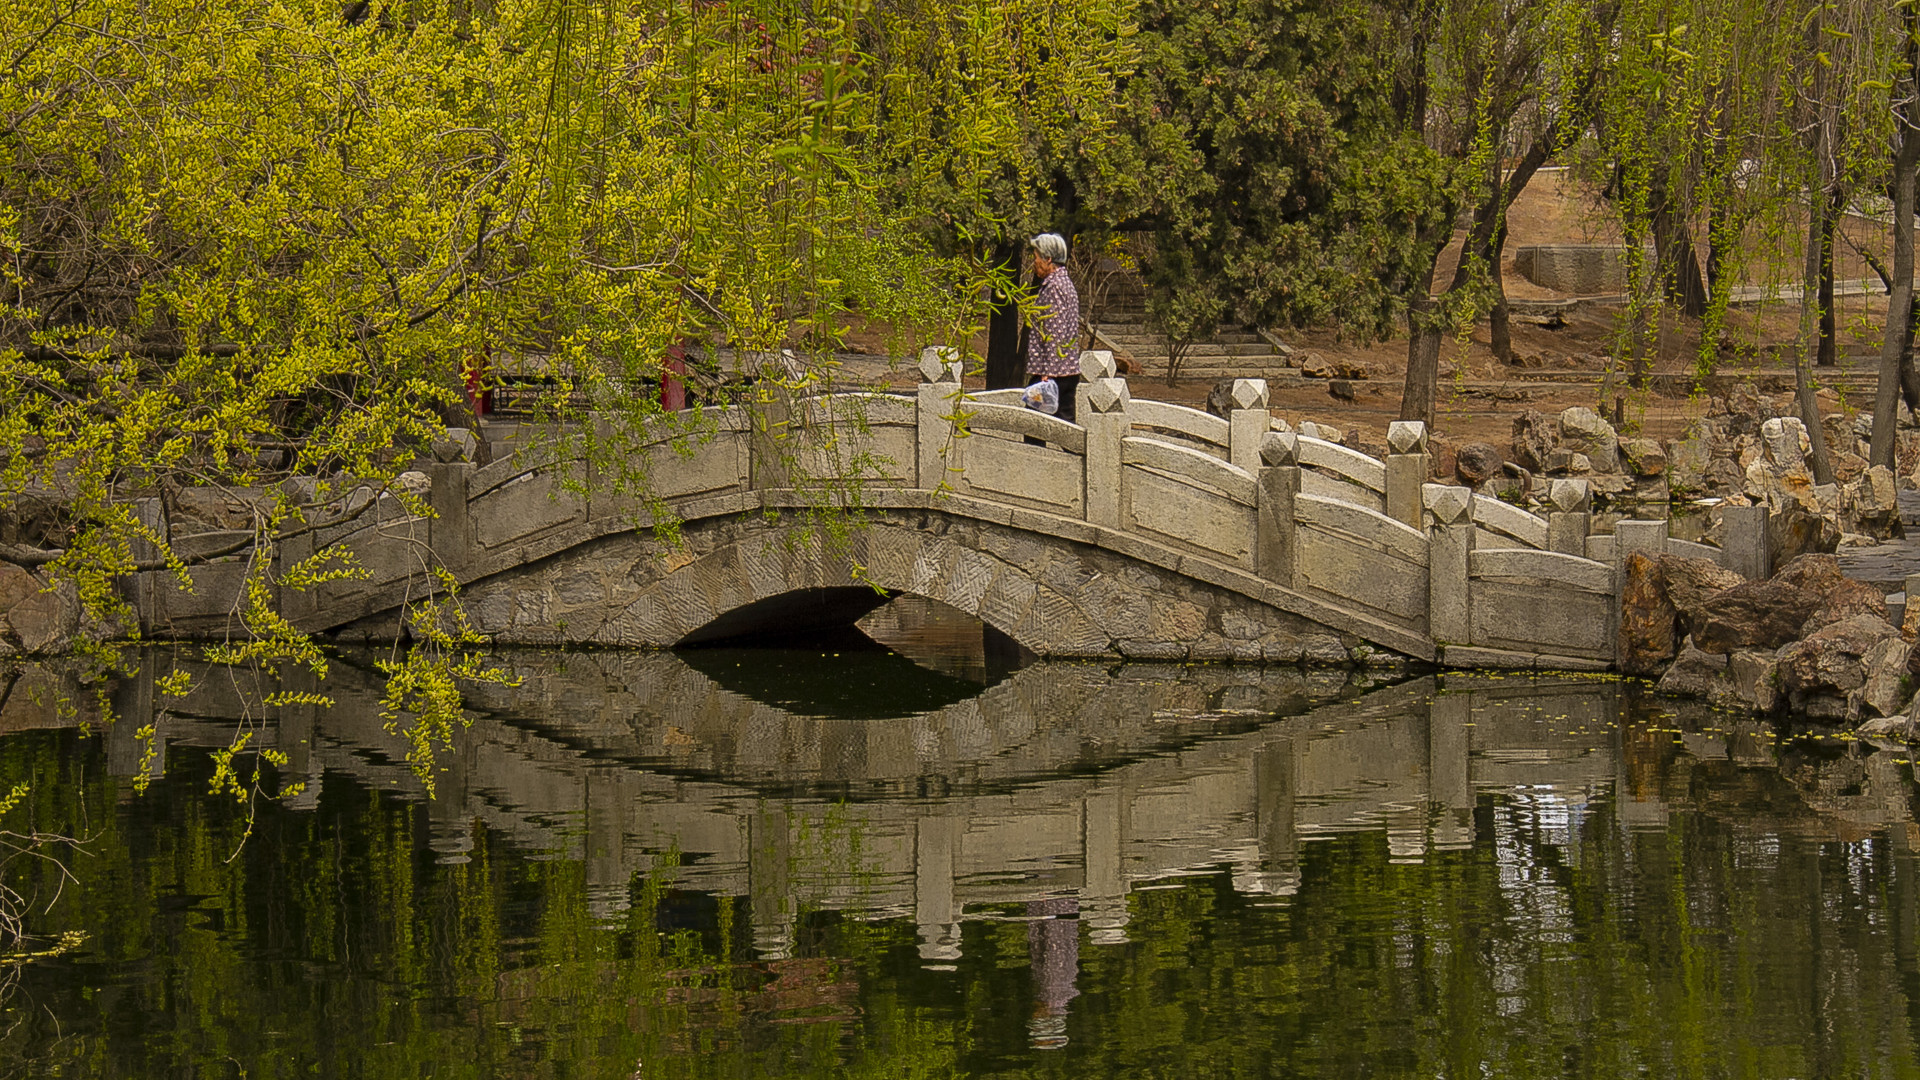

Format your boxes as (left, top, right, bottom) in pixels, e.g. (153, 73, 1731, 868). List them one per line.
(1, 648, 1918, 1078)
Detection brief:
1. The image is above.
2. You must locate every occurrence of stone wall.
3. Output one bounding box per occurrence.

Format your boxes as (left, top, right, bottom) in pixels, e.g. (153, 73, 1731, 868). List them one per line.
(1512, 245, 1634, 294)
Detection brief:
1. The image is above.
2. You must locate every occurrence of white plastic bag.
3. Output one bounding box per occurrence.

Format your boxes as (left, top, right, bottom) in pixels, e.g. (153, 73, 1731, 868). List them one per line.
(1022, 377, 1060, 415)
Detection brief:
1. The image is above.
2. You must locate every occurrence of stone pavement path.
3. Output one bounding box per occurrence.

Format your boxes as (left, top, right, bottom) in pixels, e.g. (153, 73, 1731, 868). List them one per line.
(1839, 491, 1920, 590)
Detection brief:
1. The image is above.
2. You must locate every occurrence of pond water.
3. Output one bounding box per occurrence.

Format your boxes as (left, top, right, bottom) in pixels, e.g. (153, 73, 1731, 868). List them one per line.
(4, 600, 1920, 1078)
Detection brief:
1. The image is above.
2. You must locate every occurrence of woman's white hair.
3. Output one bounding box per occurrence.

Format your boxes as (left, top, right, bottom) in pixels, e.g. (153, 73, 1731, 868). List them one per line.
(1029, 233, 1069, 265)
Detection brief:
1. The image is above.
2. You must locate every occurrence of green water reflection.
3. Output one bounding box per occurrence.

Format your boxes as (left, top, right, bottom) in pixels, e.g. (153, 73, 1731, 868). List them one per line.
(3, 648, 1920, 1078)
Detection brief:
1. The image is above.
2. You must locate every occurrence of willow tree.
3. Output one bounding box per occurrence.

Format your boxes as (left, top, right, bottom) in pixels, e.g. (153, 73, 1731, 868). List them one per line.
(0, 0, 1133, 800)
(1869, 1, 1920, 469)
(1390, 0, 1608, 427)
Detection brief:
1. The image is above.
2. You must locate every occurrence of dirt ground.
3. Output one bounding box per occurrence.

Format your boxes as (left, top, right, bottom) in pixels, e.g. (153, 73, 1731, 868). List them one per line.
(841, 167, 1916, 459)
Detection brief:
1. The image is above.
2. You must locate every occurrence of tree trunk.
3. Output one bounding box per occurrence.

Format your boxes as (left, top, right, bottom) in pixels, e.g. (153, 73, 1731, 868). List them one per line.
(1799, 162, 1838, 486)
(1401, 292, 1443, 427)
(1650, 179, 1708, 319)
(1656, 216, 1709, 319)
(1490, 255, 1514, 364)
(985, 242, 1025, 389)
(1816, 198, 1839, 366)
(1872, 78, 1920, 466)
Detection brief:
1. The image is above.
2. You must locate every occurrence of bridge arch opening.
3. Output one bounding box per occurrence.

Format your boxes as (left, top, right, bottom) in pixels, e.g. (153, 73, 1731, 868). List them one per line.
(677, 591, 1034, 685)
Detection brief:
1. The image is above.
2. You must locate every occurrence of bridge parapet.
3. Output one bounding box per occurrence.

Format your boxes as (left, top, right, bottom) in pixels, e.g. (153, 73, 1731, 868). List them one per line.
(134, 348, 1774, 672)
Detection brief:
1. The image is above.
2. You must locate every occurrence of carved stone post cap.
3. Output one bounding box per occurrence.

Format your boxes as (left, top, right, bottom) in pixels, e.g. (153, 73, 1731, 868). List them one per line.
(1230, 378, 1270, 411)
(1386, 420, 1428, 455)
(918, 346, 963, 384)
(1259, 430, 1299, 467)
(1079, 350, 1118, 381)
(1084, 376, 1131, 414)
(1423, 484, 1473, 525)
(1548, 477, 1592, 513)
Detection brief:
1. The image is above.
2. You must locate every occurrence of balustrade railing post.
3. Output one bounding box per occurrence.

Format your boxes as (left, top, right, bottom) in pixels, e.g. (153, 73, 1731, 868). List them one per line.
(915, 347, 964, 492)
(1082, 370, 1130, 529)
(428, 461, 473, 575)
(1226, 378, 1271, 472)
(1546, 478, 1592, 556)
(1721, 503, 1771, 580)
(1385, 421, 1430, 531)
(1425, 484, 1474, 648)
(1255, 432, 1301, 587)
(746, 352, 795, 492)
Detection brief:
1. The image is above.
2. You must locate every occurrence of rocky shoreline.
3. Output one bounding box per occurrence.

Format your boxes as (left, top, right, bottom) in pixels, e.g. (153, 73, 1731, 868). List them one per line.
(1627, 550, 1920, 738)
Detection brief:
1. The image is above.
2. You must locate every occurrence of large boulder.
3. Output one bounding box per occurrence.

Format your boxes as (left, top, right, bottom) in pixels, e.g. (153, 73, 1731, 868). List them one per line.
(1666, 429, 1715, 495)
(1691, 579, 1824, 654)
(0, 564, 79, 656)
(1759, 416, 1810, 469)
(1618, 553, 1679, 676)
(1728, 650, 1782, 713)
(1558, 407, 1619, 472)
(1843, 465, 1902, 540)
(1455, 443, 1505, 486)
(1655, 646, 1731, 699)
(1512, 411, 1557, 473)
(1620, 438, 1668, 478)
(1777, 614, 1906, 716)
(1655, 553, 1746, 635)
(1860, 638, 1911, 718)
(1800, 578, 1889, 636)
(1774, 553, 1845, 595)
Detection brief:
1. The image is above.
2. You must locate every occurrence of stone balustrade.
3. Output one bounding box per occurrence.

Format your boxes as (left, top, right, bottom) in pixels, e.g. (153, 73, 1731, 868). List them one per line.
(130, 347, 1777, 670)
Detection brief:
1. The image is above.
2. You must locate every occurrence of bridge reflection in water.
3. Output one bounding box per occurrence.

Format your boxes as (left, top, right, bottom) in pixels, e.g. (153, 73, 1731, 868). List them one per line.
(13, 636, 1905, 1052)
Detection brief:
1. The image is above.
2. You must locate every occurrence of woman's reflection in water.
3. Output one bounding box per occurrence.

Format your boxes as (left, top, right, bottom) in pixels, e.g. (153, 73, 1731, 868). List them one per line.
(1026, 897, 1081, 1050)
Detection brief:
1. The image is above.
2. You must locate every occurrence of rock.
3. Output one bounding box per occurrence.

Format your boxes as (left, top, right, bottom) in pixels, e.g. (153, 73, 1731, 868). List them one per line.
(1455, 443, 1505, 486)
(1620, 438, 1668, 478)
(1302, 634, 1350, 665)
(1655, 554, 1745, 634)
(1843, 465, 1902, 539)
(1656, 645, 1731, 698)
(1618, 552, 1679, 675)
(1760, 416, 1809, 469)
(1774, 553, 1844, 595)
(1300, 355, 1372, 380)
(1559, 407, 1619, 472)
(1728, 650, 1782, 712)
(1704, 458, 1745, 493)
(1667, 430, 1714, 495)
(1328, 378, 1358, 402)
(1800, 577, 1889, 636)
(1770, 502, 1842, 565)
(1692, 579, 1824, 653)
(1859, 637, 1912, 717)
(1725, 384, 1765, 434)
(1777, 613, 1901, 700)
(1546, 450, 1592, 474)
(1512, 411, 1557, 472)
(1833, 451, 1869, 485)
(1857, 713, 1914, 740)
(1204, 379, 1237, 419)
(432, 428, 480, 463)
(1587, 472, 1636, 497)
(0, 565, 79, 656)
(392, 471, 431, 500)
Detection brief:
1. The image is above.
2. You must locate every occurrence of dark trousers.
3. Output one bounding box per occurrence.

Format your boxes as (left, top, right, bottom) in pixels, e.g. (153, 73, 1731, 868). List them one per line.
(1024, 374, 1081, 445)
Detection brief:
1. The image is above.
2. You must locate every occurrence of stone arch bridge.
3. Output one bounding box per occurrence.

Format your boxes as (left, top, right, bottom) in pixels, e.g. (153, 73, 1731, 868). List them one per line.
(135, 351, 1772, 669)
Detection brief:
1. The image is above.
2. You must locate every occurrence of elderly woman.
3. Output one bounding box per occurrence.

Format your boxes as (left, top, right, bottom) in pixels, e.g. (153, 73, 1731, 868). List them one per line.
(1026, 233, 1082, 423)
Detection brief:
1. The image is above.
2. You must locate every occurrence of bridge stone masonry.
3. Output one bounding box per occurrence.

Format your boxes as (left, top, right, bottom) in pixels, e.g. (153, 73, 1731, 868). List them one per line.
(133, 348, 1777, 670)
